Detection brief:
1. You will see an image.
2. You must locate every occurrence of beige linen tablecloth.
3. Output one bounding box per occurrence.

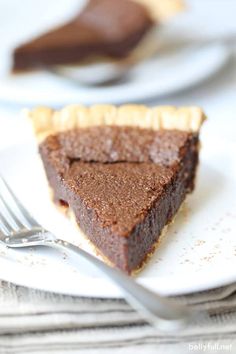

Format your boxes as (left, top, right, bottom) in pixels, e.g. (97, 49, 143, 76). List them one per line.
(0, 281, 235, 354)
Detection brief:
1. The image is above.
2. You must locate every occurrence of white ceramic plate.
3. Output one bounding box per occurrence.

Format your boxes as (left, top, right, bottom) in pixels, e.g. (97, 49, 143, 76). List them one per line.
(0, 43, 230, 106)
(0, 134, 235, 298)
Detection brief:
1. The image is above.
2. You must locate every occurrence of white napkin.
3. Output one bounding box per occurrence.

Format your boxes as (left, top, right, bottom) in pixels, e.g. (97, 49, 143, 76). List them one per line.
(0, 281, 235, 354)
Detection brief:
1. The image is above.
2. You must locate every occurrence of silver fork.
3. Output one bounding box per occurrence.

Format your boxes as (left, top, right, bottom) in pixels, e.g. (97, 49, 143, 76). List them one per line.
(0, 176, 206, 331)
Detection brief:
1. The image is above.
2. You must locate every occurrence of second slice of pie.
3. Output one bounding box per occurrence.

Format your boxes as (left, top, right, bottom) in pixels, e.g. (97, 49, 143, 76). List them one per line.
(28, 105, 205, 274)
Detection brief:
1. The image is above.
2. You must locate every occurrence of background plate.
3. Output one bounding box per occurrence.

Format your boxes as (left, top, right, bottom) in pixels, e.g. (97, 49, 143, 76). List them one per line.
(0, 43, 230, 106)
(0, 135, 235, 298)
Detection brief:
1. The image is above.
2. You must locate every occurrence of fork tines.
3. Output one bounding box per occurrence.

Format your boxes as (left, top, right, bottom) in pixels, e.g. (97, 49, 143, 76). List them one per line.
(0, 176, 38, 235)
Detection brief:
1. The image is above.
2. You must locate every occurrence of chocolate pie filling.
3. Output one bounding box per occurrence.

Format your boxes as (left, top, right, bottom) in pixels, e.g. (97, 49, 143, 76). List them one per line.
(39, 126, 199, 273)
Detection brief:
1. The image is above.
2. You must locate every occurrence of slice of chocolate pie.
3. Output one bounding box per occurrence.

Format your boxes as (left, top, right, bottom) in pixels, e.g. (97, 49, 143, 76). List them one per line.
(27, 105, 205, 274)
(12, 0, 184, 72)
(13, 0, 154, 72)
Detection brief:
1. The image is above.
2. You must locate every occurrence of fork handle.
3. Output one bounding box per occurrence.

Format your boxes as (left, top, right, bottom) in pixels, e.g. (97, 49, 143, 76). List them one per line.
(50, 238, 196, 331)
(5, 231, 200, 330)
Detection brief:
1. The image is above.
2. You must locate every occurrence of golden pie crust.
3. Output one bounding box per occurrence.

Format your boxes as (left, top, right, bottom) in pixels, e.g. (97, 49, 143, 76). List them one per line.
(26, 104, 206, 141)
(134, 0, 185, 22)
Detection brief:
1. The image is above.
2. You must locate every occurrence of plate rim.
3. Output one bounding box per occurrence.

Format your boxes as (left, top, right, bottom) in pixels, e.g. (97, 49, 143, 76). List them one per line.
(0, 43, 230, 107)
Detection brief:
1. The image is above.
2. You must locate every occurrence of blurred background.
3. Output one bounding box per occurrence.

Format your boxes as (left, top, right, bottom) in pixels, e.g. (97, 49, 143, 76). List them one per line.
(0, 0, 235, 143)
